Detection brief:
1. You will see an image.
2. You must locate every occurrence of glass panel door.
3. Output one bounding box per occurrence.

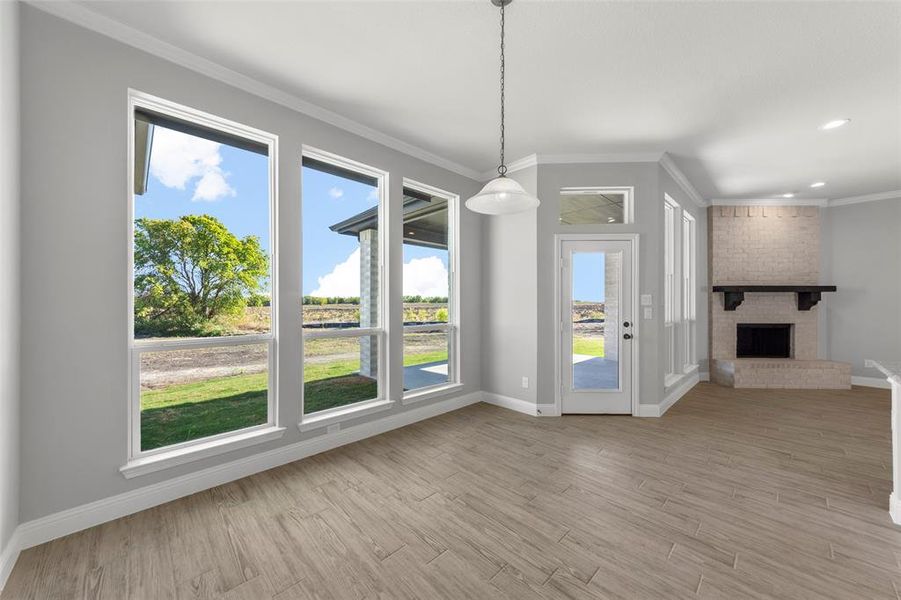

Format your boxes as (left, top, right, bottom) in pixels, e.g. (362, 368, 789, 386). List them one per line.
(561, 239, 633, 414)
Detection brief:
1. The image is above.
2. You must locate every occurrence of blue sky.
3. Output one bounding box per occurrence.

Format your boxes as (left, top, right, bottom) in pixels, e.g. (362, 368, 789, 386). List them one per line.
(572, 252, 606, 302)
(136, 123, 448, 299)
(302, 166, 449, 297)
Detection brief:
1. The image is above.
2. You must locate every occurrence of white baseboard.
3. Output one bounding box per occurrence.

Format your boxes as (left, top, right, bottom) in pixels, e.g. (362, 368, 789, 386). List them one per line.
(891, 493, 901, 526)
(852, 376, 892, 390)
(0, 391, 481, 591)
(0, 529, 22, 594)
(481, 392, 540, 416)
(638, 372, 700, 417)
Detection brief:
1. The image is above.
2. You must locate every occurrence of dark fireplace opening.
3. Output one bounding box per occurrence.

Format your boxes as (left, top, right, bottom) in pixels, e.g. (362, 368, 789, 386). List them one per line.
(737, 323, 792, 358)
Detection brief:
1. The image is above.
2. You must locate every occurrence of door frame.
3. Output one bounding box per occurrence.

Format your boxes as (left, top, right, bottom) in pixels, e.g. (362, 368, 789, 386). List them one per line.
(553, 233, 641, 417)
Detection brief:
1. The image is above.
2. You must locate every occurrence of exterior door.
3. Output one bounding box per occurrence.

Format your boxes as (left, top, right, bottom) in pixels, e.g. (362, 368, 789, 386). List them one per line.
(561, 240, 633, 414)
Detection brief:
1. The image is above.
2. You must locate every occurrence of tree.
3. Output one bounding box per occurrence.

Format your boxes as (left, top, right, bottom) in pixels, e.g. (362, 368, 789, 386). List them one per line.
(134, 215, 268, 335)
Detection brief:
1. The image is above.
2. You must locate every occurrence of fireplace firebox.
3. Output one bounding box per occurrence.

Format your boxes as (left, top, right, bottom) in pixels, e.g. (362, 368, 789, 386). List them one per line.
(736, 323, 792, 358)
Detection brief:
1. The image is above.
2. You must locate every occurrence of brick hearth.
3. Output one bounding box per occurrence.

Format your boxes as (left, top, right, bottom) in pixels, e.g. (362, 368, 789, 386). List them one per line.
(708, 204, 850, 389)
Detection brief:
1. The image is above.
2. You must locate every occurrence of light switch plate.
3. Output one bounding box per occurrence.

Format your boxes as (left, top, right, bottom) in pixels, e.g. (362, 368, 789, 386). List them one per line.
(643, 307, 653, 320)
(521, 377, 529, 389)
(640, 294, 653, 306)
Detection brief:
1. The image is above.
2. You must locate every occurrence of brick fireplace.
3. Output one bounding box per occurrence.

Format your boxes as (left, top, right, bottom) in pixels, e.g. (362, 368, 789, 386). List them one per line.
(708, 205, 850, 389)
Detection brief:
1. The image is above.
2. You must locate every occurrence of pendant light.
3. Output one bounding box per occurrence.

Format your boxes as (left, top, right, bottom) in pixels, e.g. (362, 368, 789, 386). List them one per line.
(465, 0, 540, 215)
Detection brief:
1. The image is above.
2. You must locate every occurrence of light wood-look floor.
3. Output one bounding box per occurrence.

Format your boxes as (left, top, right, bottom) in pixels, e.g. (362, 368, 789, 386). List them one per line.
(5, 384, 900, 599)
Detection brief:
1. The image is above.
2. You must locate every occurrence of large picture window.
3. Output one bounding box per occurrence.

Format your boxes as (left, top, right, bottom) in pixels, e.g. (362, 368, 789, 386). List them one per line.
(128, 92, 279, 465)
(301, 149, 386, 421)
(401, 181, 459, 397)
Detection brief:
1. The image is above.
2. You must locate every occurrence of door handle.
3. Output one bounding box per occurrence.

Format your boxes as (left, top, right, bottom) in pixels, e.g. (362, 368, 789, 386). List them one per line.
(623, 321, 631, 328)
(623, 333, 633, 340)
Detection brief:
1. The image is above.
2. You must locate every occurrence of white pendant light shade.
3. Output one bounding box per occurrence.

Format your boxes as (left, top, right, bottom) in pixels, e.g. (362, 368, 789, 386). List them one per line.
(465, 176, 540, 215)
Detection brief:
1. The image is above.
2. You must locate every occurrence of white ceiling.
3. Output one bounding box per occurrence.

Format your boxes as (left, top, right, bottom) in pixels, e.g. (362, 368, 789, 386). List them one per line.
(74, 0, 901, 201)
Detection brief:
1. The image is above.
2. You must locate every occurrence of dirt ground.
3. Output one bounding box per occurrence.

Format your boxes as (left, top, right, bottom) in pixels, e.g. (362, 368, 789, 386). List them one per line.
(140, 328, 449, 389)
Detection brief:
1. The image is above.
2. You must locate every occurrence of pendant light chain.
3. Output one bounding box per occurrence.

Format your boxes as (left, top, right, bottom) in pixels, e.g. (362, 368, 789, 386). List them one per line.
(498, 2, 507, 177)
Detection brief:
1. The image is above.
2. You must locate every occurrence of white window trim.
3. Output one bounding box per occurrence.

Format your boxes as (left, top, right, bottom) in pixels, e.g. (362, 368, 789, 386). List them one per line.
(681, 212, 698, 373)
(401, 179, 461, 399)
(125, 90, 280, 474)
(559, 186, 635, 224)
(299, 147, 390, 428)
(663, 194, 681, 385)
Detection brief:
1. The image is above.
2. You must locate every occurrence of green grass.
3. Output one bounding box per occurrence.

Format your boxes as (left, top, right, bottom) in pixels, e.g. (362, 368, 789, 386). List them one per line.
(572, 336, 605, 358)
(141, 350, 450, 450)
(141, 372, 268, 451)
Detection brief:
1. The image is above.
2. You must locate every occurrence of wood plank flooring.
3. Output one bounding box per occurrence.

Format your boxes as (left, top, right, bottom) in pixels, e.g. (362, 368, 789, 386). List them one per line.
(5, 383, 900, 599)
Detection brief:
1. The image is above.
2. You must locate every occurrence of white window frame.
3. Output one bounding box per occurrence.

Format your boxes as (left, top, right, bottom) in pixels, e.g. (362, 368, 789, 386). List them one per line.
(123, 90, 283, 478)
(681, 211, 697, 373)
(559, 186, 635, 225)
(663, 194, 681, 387)
(299, 147, 390, 431)
(401, 179, 462, 404)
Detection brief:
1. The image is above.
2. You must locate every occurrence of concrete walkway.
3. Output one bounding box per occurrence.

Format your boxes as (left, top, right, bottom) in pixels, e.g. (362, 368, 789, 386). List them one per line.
(404, 360, 449, 391)
(572, 354, 619, 389)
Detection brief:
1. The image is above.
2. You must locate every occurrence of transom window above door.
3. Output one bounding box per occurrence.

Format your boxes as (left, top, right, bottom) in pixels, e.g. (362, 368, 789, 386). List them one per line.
(559, 187, 634, 225)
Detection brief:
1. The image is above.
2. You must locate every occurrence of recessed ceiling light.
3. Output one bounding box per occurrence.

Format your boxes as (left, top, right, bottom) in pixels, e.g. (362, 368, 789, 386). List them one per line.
(607, 217, 615, 223)
(810, 182, 826, 188)
(820, 119, 850, 130)
(782, 193, 795, 198)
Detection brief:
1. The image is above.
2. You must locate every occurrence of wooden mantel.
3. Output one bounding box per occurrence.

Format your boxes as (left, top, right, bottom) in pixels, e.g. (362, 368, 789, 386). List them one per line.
(712, 285, 837, 311)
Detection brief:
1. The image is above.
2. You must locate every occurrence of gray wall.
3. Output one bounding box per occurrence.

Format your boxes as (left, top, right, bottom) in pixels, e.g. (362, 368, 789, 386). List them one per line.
(481, 167, 539, 401)
(482, 161, 709, 408)
(0, 0, 21, 562)
(822, 198, 901, 376)
(18, 6, 482, 522)
(536, 163, 663, 406)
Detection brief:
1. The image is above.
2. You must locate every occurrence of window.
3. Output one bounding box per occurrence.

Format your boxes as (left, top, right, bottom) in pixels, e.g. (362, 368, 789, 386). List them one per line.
(402, 181, 459, 396)
(559, 187, 633, 225)
(681, 212, 697, 371)
(128, 92, 279, 463)
(301, 149, 386, 419)
(663, 195, 680, 384)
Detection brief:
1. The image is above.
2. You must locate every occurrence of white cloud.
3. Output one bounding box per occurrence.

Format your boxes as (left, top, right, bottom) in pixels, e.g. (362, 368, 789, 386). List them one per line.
(193, 170, 236, 202)
(403, 256, 448, 297)
(149, 126, 236, 202)
(312, 249, 360, 297)
(328, 187, 344, 200)
(311, 250, 448, 299)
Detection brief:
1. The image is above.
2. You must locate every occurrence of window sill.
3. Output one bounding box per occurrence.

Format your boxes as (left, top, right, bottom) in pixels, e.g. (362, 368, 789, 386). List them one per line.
(120, 425, 286, 479)
(402, 382, 464, 405)
(298, 398, 394, 432)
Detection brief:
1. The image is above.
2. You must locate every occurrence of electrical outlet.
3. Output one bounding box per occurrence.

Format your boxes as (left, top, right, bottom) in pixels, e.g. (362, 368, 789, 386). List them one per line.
(643, 307, 653, 320)
(640, 294, 653, 306)
(865, 359, 876, 368)
(521, 376, 529, 389)
(327, 424, 340, 434)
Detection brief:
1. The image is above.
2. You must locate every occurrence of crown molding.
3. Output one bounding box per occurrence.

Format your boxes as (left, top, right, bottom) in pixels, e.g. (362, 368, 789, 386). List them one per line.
(478, 153, 539, 181)
(709, 198, 829, 207)
(827, 190, 901, 207)
(25, 1, 484, 182)
(482, 152, 666, 181)
(659, 153, 707, 208)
